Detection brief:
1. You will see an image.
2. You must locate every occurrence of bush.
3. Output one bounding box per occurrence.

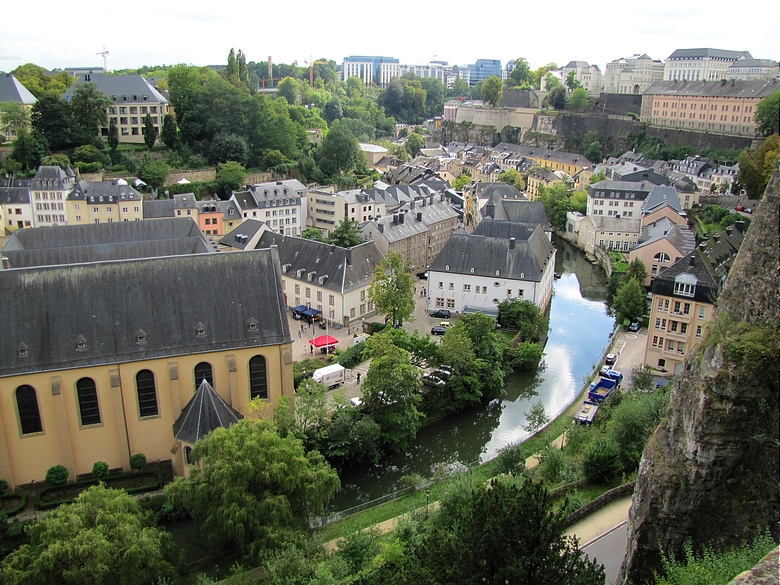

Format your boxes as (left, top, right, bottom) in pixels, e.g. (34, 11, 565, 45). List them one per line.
(0, 479, 8, 495)
(494, 444, 526, 476)
(370, 322, 386, 334)
(337, 342, 366, 369)
(129, 453, 147, 471)
(75, 161, 103, 174)
(582, 435, 621, 484)
(92, 462, 109, 481)
(45, 465, 69, 486)
(538, 444, 565, 484)
(292, 358, 327, 389)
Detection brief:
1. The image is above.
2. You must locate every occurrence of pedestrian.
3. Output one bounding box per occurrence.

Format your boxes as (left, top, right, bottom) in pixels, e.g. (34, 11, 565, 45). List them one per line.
(298, 329, 302, 339)
(357, 372, 361, 384)
(310, 345, 313, 354)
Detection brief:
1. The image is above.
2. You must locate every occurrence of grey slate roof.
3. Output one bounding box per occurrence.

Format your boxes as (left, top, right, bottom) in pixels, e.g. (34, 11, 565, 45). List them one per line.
(67, 180, 143, 203)
(591, 216, 642, 234)
(173, 379, 243, 444)
(636, 217, 696, 255)
(255, 233, 384, 295)
(1, 218, 215, 269)
(651, 222, 746, 303)
(62, 74, 167, 104)
(219, 219, 266, 250)
(142, 199, 175, 219)
(0, 248, 291, 377)
(667, 48, 751, 60)
(429, 224, 553, 283)
(0, 74, 37, 104)
(502, 200, 551, 231)
(642, 185, 684, 215)
(33, 166, 75, 186)
(643, 79, 779, 98)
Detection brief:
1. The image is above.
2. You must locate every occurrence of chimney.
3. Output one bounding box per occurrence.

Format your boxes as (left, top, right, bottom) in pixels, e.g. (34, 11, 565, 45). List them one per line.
(399, 213, 405, 224)
(689, 256, 695, 268)
(378, 223, 384, 233)
(1, 256, 8, 269)
(725, 226, 733, 236)
(410, 200, 415, 209)
(417, 212, 422, 221)
(393, 214, 398, 224)
(734, 220, 745, 233)
(509, 237, 516, 249)
(713, 234, 719, 243)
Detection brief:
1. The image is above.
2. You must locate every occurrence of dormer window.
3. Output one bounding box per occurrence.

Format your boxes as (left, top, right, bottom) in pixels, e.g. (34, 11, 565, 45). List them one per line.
(196, 323, 207, 338)
(136, 330, 147, 345)
(75, 335, 87, 352)
(247, 318, 259, 332)
(17, 343, 28, 358)
(674, 273, 697, 298)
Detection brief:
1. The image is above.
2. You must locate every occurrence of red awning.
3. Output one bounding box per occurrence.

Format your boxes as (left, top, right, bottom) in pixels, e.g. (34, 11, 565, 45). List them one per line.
(309, 335, 338, 348)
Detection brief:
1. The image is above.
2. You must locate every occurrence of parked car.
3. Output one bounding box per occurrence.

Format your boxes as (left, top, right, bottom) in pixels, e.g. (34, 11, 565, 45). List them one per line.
(431, 309, 451, 319)
(431, 326, 447, 335)
(417, 271, 429, 280)
(735, 205, 745, 212)
(629, 320, 641, 332)
(439, 321, 451, 328)
(600, 364, 611, 376)
(605, 353, 617, 365)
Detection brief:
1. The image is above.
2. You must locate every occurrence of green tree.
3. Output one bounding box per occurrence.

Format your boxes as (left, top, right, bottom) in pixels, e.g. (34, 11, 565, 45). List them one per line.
(160, 113, 179, 149)
(92, 461, 109, 480)
(214, 160, 246, 197)
(453, 172, 471, 191)
(565, 71, 583, 91)
(537, 182, 575, 230)
(0, 103, 30, 136)
(208, 133, 249, 167)
(404, 132, 425, 158)
(755, 90, 780, 136)
(317, 119, 360, 177)
(275, 378, 330, 449)
(277, 77, 301, 105)
(508, 58, 533, 88)
(497, 168, 523, 190)
(584, 140, 602, 163)
(368, 252, 415, 327)
(70, 82, 110, 137)
(361, 334, 423, 448)
(31, 95, 79, 150)
(532, 63, 559, 89)
(568, 87, 590, 112)
(497, 298, 547, 342)
(481, 75, 504, 107)
(0, 485, 176, 585)
(582, 435, 621, 484)
(10, 130, 49, 171)
(107, 117, 119, 151)
(45, 464, 69, 486)
(624, 258, 648, 286)
(544, 73, 562, 91)
(454, 312, 509, 397)
(301, 227, 326, 242)
(41, 153, 71, 170)
(737, 134, 780, 198)
(546, 86, 567, 110)
(165, 419, 340, 560)
(11, 63, 76, 99)
(143, 113, 158, 149)
(378, 477, 605, 584)
(326, 218, 364, 248)
(613, 276, 646, 323)
(523, 400, 550, 433)
(138, 158, 170, 189)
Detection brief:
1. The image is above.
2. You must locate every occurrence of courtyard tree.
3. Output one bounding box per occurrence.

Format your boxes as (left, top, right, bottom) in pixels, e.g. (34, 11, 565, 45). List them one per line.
(0, 484, 176, 585)
(301, 227, 326, 242)
(326, 217, 363, 248)
(165, 419, 340, 561)
(138, 158, 170, 189)
(404, 132, 426, 158)
(368, 251, 415, 327)
(612, 276, 646, 323)
(30, 95, 79, 150)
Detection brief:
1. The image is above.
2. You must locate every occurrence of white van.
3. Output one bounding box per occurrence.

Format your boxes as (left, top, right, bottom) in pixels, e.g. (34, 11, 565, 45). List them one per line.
(312, 364, 346, 388)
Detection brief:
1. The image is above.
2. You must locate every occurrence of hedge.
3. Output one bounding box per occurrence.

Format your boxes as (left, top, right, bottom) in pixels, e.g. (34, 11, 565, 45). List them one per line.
(36, 471, 162, 510)
(0, 493, 26, 517)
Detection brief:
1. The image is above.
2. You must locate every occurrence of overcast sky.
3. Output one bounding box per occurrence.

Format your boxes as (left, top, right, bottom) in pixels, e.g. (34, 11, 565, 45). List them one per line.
(2, 1, 777, 74)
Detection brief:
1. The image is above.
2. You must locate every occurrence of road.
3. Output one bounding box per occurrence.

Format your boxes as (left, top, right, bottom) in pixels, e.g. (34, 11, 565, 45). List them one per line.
(582, 521, 628, 585)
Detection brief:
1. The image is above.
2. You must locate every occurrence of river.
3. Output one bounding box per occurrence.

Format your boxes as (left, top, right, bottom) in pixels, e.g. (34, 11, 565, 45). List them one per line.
(328, 236, 614, 513)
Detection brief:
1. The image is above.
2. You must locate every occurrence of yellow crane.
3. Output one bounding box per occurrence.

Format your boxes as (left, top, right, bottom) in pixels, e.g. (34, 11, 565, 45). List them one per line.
(307, 59, 330, 87)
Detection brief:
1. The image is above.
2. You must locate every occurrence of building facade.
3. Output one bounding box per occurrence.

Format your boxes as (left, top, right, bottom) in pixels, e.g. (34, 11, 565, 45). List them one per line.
(230, 180, 307, 237)
(0, 250, 293, 487)
(727, 59, 779, 81)
(66, 181, 144, 225)
(561, 61, 602, 95)
(641, 79, 779, 137)
(587, 180, 654, 217)
(603, 54, 664, 94)
(663, 48, 752, 81)
(468, 59, 502, 87)
(342, 56, 400, 87)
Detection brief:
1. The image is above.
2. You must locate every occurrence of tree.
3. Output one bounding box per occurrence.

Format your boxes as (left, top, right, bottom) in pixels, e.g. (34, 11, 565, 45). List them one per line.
(138, 159, 170, 189)
(214, 160, 246, 198)
(453, 173, 471, 191)
(326, 218, 363, 248)
(361, 334, 423, 448)
(404, 132, 425, 158)
(274, 378, 330, 449)
(369, 252, 415, 327)
(481, 75, 504, 107)
(0, 103, 30, 136)
(523, 400, 550, 433)
(624, 258, 648, 286)
(143, 113, 158, 149)
(568, 88, 590, 112)
(301, 228, 326, 242)
(41, 153, 71, 170)
(10, 130, 49, 171)
(317, 119, 360, 177)
(565, 71, 583, 91)
(277, 77, 300, 105)
(508, 58, 533, 87)
(208, 133, 249, 167)
(533, 63, 559, 89)
(497, 298, 547, 342)
(582, 435, 621, 484)
(584, 140, 602, 163)
(165, 419, 339, 560)
(755, 90, 779, 136)
(612, 276, 646, 323)
(107, 118, 119, 151)
(544, 73, 562, 91)
(737, 134, 780, 198)
(69, 82, 110, 137)
(0, 485, 176, 585)
(30, 95, 79, 150)
(11, 63, 76, 99)
(160, 113, 179, 149)
(546, 86, 567, 110)
(454, 312, 510, 398)
(378, 477, 605, 584)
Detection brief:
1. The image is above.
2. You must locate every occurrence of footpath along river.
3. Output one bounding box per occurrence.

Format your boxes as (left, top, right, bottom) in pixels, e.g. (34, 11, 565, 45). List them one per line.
(328, 236, 615, 513)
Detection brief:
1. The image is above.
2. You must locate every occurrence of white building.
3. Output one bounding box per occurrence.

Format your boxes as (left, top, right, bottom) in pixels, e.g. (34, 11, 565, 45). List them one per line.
(230, 179, 307, 236)
(663, 48, 752, 81)
(603, 54, 664, 94)
(427, 220, 555, 316)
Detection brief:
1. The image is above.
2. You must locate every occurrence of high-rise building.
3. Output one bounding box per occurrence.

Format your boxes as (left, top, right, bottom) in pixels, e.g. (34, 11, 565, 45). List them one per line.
(342, 56, 400, 87)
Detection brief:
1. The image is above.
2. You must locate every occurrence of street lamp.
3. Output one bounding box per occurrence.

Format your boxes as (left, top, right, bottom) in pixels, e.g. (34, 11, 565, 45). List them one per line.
(425, 489, 431, 515)
(561, 426, 568, 451)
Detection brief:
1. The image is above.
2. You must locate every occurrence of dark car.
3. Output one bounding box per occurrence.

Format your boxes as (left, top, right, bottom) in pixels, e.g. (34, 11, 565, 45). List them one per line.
(431, 326, 447, 335)
(629, 321, 641, 332)
(416, 271, 429, 280)
(430, 309, 451, 319)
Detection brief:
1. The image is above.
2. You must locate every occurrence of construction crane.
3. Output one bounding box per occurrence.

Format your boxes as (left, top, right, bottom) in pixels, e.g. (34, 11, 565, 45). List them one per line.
(306, 58, 330, 87)
(96, 45, 109, 72)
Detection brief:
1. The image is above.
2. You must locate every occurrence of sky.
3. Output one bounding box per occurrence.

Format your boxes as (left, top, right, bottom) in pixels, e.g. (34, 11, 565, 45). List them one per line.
(1, 2, 778, 74)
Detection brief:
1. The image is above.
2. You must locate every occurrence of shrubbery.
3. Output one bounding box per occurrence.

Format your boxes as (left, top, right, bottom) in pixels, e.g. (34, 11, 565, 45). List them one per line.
(337, 342, 366, 369)
(130, 453, 147, 471)
(45, 465, 69, 486)
(92, 462, 109, 481)
(582, 435, 621, 484)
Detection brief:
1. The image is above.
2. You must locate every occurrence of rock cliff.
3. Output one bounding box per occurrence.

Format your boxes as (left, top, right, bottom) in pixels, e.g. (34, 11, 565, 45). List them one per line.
(620, 165, 780, 584)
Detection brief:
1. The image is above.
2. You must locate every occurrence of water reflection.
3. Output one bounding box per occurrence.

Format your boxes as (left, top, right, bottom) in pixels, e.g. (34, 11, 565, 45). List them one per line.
(328, 236, 614, 512)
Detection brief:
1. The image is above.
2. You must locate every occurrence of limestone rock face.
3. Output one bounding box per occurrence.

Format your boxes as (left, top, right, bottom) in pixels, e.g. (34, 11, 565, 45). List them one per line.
(620, 166, 780, 584)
